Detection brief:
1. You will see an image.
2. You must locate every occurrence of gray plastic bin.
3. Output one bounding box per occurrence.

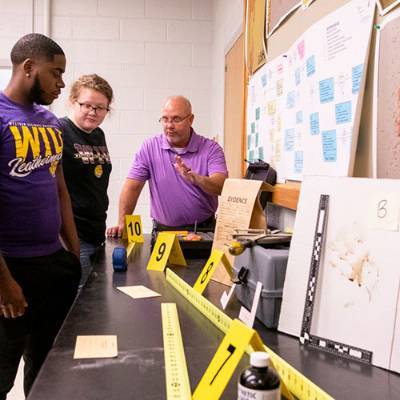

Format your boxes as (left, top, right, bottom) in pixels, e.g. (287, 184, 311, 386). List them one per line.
(233, 245, 289, 328)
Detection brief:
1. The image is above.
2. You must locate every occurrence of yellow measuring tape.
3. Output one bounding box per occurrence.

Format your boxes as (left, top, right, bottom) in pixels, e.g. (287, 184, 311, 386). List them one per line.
(166, 269, 334, 400)
(161, 303, 192, 400)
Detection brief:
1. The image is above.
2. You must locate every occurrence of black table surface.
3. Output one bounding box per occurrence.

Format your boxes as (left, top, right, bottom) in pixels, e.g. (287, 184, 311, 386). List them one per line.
(27, 238, 400, 400)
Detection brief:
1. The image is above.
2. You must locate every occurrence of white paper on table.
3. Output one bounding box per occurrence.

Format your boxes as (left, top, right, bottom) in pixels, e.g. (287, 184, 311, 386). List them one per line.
(117, 285, 161, 299)
(73, 335, 118, 359)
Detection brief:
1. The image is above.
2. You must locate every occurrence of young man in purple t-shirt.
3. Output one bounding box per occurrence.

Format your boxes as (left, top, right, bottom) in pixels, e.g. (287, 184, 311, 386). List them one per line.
(0, 34, 81, 399)
(107, 96, 228, 238)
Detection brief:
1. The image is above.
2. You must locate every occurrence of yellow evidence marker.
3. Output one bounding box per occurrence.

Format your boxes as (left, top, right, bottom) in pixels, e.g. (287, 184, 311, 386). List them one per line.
(147, 232, 187, 271)
(192, 319, 292, 400)
(125, 215, 144, 243)
(193, 249, 233, 294)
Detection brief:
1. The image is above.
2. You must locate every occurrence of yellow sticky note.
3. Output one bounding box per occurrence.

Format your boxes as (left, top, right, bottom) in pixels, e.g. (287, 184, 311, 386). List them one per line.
(73, 335, 118, 359)
(192, 319, 263, 399)
(147, 232, 186, 271)
(125, 215, 144, 243)
(193, 250, 233, 294)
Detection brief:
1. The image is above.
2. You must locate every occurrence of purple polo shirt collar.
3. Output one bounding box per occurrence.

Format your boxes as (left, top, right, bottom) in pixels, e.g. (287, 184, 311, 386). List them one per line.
(161, 129, 200, 153)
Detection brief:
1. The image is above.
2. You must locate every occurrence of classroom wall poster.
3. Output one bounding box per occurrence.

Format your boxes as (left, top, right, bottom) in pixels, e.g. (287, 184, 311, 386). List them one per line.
(373, 8, 400, 178)
(249, 0, 375, 183)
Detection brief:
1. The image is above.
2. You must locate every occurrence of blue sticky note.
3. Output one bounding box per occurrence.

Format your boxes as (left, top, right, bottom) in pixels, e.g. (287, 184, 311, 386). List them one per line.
(255, 107, 260, 120)
(284, 129, 295, 151)
(319, 78, 334, 103)
(294, 151, 303, 173)
(247, 134, 251, 149)
(261, 74, 267, 87)
(296, 111, 303, 124)
(248, 150, 255, 162)
(310, 112, 320, 135)
(251, 122, 255, 134)
(352, 64, 363, 94)
(306, 55, 315, 77)
(287, 91, 295, 109)
(255, 133, 259, 147)
(335, 101, 352, 124)
(322, 130, 337, 162)
(258, 146, 264, 160)
(295, 68, 301, 86)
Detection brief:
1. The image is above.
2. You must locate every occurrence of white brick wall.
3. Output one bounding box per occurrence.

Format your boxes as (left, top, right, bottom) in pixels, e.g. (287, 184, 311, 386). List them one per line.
(98, 0, 145, 18)
(53, 0, 98, 17)
(167, 20, 213, 43)
(0, 0, 242, 234)
(145, 0, 192, 20)
(145, 42, 192, 66)
(72, 17, 120, 40)
(120, 19, 167, 42)
(0, 0, 33, 15)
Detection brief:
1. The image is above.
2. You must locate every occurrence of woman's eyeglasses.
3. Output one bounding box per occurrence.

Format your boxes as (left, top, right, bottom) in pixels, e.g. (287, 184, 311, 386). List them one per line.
(76, 101, 109, 115)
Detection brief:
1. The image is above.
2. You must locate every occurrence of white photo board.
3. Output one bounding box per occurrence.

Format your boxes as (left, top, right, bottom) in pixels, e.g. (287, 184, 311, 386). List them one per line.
(279, 175, 400, 372)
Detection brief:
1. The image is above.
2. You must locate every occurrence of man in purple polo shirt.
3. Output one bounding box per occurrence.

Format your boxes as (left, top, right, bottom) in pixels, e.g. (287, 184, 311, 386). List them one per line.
(0, 34, 80, 399)
(107, 96, 228, 237)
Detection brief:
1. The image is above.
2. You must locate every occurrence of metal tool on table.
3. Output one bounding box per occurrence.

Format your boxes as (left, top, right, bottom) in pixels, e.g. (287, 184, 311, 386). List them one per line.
(228, 229, 292, 256)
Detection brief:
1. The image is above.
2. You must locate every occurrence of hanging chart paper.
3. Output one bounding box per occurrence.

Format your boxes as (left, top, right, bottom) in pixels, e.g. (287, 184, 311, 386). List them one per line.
(248, 0, 375, 182)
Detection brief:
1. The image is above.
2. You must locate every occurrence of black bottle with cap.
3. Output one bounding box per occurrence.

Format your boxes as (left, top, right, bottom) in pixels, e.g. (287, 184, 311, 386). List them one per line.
(238, 351, 281, 400)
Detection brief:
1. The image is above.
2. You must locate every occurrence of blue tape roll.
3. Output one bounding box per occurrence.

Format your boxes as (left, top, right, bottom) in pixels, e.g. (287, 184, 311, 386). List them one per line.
(112, 246, 127, 271)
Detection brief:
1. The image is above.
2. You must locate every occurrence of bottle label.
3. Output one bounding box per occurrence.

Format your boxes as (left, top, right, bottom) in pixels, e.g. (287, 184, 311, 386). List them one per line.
(238, 383, 281, 400)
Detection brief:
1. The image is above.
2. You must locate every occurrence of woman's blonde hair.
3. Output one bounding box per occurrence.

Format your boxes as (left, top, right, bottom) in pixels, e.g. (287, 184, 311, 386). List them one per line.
(69, 74, 113, 105)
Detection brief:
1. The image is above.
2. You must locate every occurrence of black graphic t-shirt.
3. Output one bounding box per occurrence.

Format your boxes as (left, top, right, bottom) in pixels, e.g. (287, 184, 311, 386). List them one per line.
(60, 117, 112, 245)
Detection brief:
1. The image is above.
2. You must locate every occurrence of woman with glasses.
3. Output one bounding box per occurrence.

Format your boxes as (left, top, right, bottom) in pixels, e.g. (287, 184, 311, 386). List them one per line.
(60, 74, 113, 285)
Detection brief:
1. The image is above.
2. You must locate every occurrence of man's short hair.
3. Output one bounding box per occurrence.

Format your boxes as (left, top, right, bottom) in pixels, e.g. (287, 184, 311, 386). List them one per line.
(10, 33, 64, 65)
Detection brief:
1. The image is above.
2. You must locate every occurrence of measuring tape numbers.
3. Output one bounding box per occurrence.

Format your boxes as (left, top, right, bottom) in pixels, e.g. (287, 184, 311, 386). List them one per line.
(166, 269, 334, 400)
(161, 303, 192, 400)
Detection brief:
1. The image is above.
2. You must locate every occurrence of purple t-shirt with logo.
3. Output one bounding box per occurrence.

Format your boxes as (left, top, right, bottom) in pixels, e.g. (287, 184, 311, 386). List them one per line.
(0, 92, 63, 257)
(128, 130, 228, 226)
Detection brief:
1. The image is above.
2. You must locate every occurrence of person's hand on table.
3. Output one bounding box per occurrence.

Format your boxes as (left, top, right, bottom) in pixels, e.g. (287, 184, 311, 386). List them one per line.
(106, 224, 124, 238)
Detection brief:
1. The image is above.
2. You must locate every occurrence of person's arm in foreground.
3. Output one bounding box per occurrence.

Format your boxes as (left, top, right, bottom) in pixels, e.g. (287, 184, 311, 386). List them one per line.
(56, 165, 80, 258)
(107, 178, 146, 237)
(0, 252, 27, 318)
